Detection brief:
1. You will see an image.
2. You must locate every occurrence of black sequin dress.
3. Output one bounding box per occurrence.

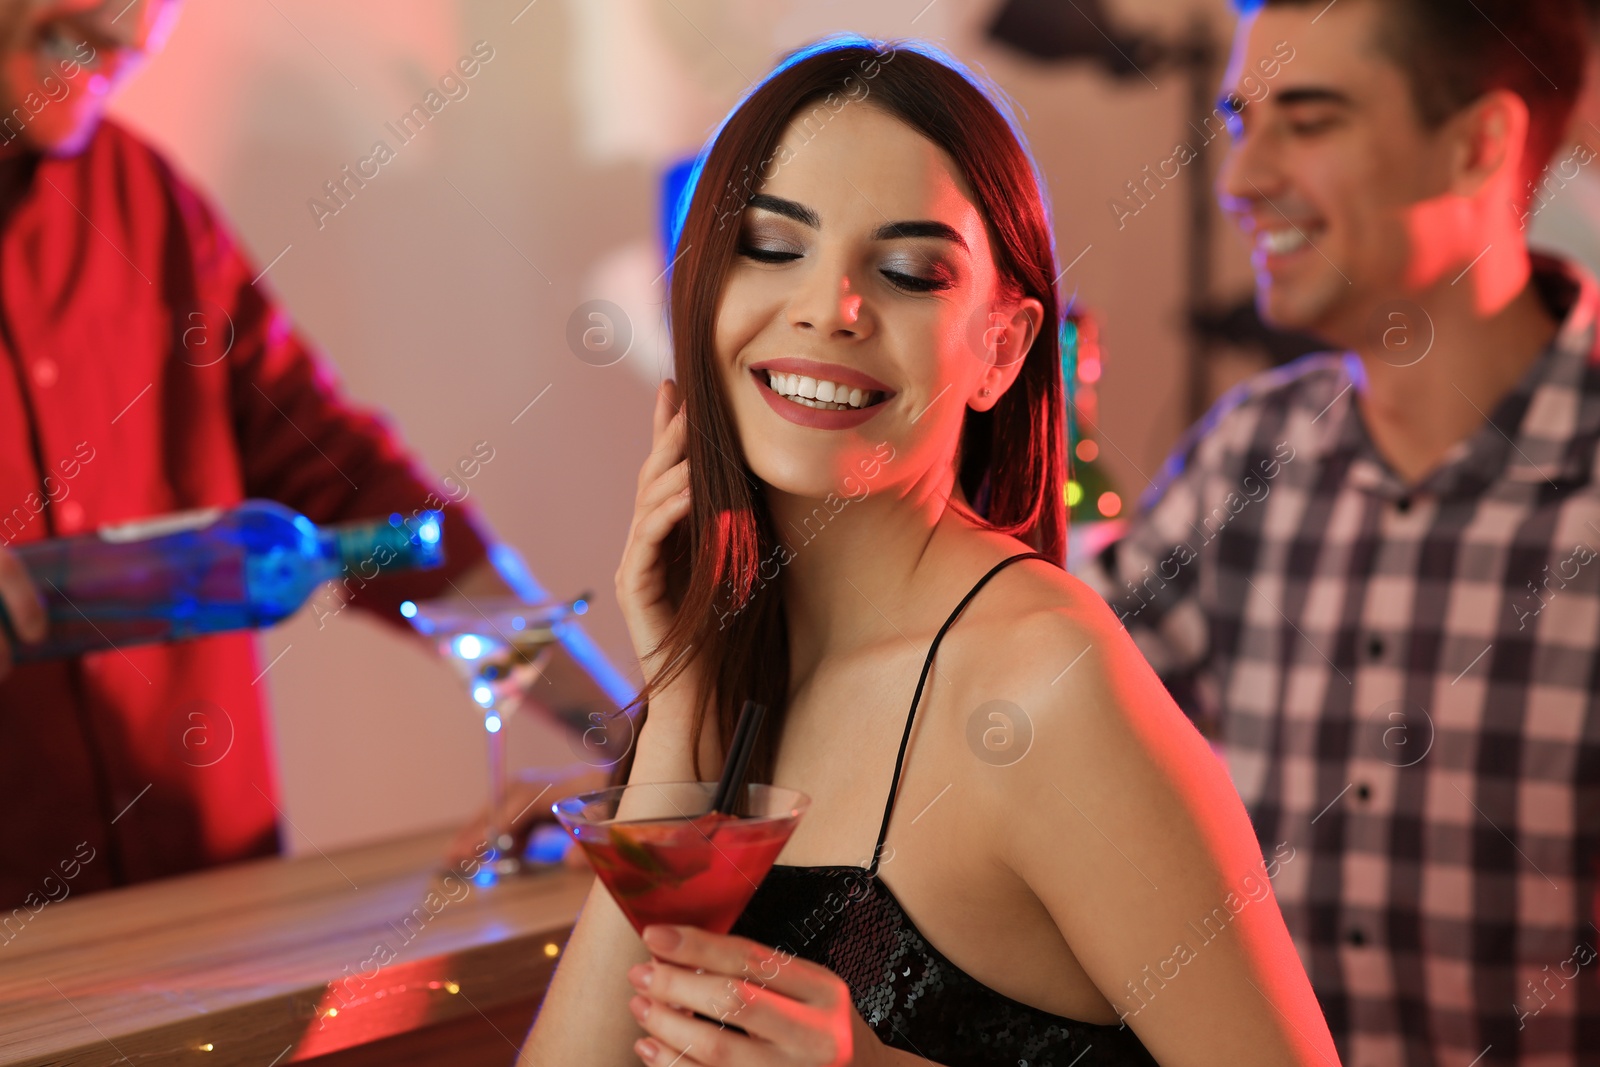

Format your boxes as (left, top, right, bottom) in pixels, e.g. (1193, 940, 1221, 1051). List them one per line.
(731, 553, 1160, 1066)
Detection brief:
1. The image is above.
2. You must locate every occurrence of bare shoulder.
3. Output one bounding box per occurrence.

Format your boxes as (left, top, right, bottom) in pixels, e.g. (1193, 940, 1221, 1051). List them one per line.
(936, 548, 1229, 829)
(945, 551, 1163, 719)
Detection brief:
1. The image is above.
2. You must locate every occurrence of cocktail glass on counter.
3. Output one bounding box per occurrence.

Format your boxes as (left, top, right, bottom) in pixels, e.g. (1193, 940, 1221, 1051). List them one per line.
(405, 593, 587, 880)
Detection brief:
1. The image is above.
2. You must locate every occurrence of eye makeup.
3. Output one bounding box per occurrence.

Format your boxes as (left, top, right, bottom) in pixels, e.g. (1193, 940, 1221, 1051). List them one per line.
(736, 223, 958, 293)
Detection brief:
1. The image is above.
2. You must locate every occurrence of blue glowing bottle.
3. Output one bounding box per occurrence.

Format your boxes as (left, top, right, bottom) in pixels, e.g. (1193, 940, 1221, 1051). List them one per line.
(2, 500, 444, 661)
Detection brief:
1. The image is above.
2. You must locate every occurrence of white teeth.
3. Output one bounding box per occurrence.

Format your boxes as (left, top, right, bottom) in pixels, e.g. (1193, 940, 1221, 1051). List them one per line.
(1260, 228, 1310, 255)
(763, 370, 879, 410)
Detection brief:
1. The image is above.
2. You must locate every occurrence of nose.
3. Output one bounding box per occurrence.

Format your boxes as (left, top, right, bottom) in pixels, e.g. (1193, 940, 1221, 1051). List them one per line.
(788, 264, 871, 341)
(839, 277, 862, 324)
(1215, 119, 1283, 223)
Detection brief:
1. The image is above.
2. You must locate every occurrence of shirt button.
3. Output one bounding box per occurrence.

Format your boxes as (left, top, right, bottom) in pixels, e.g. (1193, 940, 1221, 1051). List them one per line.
(57, 500, 84, 532)
(31, 359, 58, 388)
(1367, 635, 1385, 658)
(1346, 927, 1366, 947)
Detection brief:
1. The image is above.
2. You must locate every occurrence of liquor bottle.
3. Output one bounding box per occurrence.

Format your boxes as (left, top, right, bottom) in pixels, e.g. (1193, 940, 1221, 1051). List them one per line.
(0, 500, 444, 661)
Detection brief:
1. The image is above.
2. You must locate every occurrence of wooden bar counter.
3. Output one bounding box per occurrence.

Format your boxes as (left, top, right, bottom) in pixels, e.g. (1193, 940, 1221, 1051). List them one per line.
(0, 831, 594, 1066)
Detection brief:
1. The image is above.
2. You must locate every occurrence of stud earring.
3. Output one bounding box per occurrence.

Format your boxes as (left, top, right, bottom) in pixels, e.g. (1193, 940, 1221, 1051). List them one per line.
(979, 387, 993, 398)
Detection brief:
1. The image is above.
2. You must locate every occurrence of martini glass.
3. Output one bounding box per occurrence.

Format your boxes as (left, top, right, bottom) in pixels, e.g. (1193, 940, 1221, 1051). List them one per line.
(553, 781, 809, 935)
(405, 593, 588, 880)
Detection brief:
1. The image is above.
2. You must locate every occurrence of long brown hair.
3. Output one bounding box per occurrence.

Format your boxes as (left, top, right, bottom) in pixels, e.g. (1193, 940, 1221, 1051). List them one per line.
(609, 35, 1066, 788)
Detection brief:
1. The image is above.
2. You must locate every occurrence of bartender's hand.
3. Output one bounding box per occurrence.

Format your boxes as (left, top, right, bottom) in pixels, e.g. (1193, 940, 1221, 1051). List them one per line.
(616, 379, 702, 731)
(445, 764, 609, 869)
(626, 925, 898, 1066)
(0, 547, 46, 679)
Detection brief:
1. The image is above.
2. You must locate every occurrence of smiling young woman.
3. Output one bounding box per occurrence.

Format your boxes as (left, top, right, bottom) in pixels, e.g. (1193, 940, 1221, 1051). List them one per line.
(522, 35, 1339, 1067)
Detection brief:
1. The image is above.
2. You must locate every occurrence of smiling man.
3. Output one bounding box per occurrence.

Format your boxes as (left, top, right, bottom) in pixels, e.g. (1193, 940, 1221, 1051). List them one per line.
(1079, 0, 1600, 1063)
(0, 0, 520, 909)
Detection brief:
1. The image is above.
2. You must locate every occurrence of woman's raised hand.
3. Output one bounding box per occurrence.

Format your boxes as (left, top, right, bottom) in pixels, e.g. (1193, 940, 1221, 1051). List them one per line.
(615, 379, 697, 719)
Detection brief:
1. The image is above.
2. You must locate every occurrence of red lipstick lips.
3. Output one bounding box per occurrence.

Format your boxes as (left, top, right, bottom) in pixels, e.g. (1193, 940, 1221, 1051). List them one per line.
(748, 358, 893, 431)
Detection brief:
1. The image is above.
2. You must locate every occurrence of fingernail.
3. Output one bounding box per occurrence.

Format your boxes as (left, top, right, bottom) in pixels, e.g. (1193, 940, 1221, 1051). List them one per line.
(643, 925, 681, 951)
(629, 994, 649, 1021)
(628, 962, 653, 988)
(635, 1037, 658, 1061)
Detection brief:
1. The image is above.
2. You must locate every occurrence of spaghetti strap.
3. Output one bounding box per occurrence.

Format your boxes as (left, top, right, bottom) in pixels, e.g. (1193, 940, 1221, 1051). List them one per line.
(866, 551, 1057, 876)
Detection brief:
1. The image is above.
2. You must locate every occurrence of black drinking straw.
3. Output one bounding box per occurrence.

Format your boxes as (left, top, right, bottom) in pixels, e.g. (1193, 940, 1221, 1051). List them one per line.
(710, 700, 767, 816)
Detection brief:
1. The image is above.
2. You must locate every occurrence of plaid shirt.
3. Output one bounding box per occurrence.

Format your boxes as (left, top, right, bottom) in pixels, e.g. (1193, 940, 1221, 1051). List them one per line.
(1079, 257, 1600, 1066)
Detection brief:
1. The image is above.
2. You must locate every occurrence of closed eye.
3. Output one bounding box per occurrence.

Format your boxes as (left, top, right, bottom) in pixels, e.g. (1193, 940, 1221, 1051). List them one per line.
(738, 245, 951, 293)
(738, 245, 801, 263)
(882, 269, 950, 293)
(1288, 117, 1339, 136)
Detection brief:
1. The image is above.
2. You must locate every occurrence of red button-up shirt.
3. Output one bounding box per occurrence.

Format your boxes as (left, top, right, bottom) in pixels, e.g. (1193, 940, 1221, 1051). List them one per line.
(0, 120, 489, 910)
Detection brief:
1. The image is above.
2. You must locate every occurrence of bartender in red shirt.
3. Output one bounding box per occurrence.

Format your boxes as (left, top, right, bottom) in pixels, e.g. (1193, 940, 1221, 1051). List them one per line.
(0, 0, 519, 908)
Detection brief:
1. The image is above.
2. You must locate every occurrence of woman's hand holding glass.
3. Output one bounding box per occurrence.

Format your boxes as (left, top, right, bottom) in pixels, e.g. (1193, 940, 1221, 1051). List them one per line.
(626, 924, 895, 1067)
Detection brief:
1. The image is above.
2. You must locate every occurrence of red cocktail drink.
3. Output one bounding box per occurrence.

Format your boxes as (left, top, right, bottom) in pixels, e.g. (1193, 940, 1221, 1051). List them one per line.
(554, 782, 809, 935)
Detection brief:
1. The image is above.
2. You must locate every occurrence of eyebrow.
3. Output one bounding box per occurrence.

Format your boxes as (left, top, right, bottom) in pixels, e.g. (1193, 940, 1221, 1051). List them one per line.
(1221, 85, 1354, 119)
(745, 194, 970, 253)
(747, 193, 819, 227)
(1275, 87, 1355, 107)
